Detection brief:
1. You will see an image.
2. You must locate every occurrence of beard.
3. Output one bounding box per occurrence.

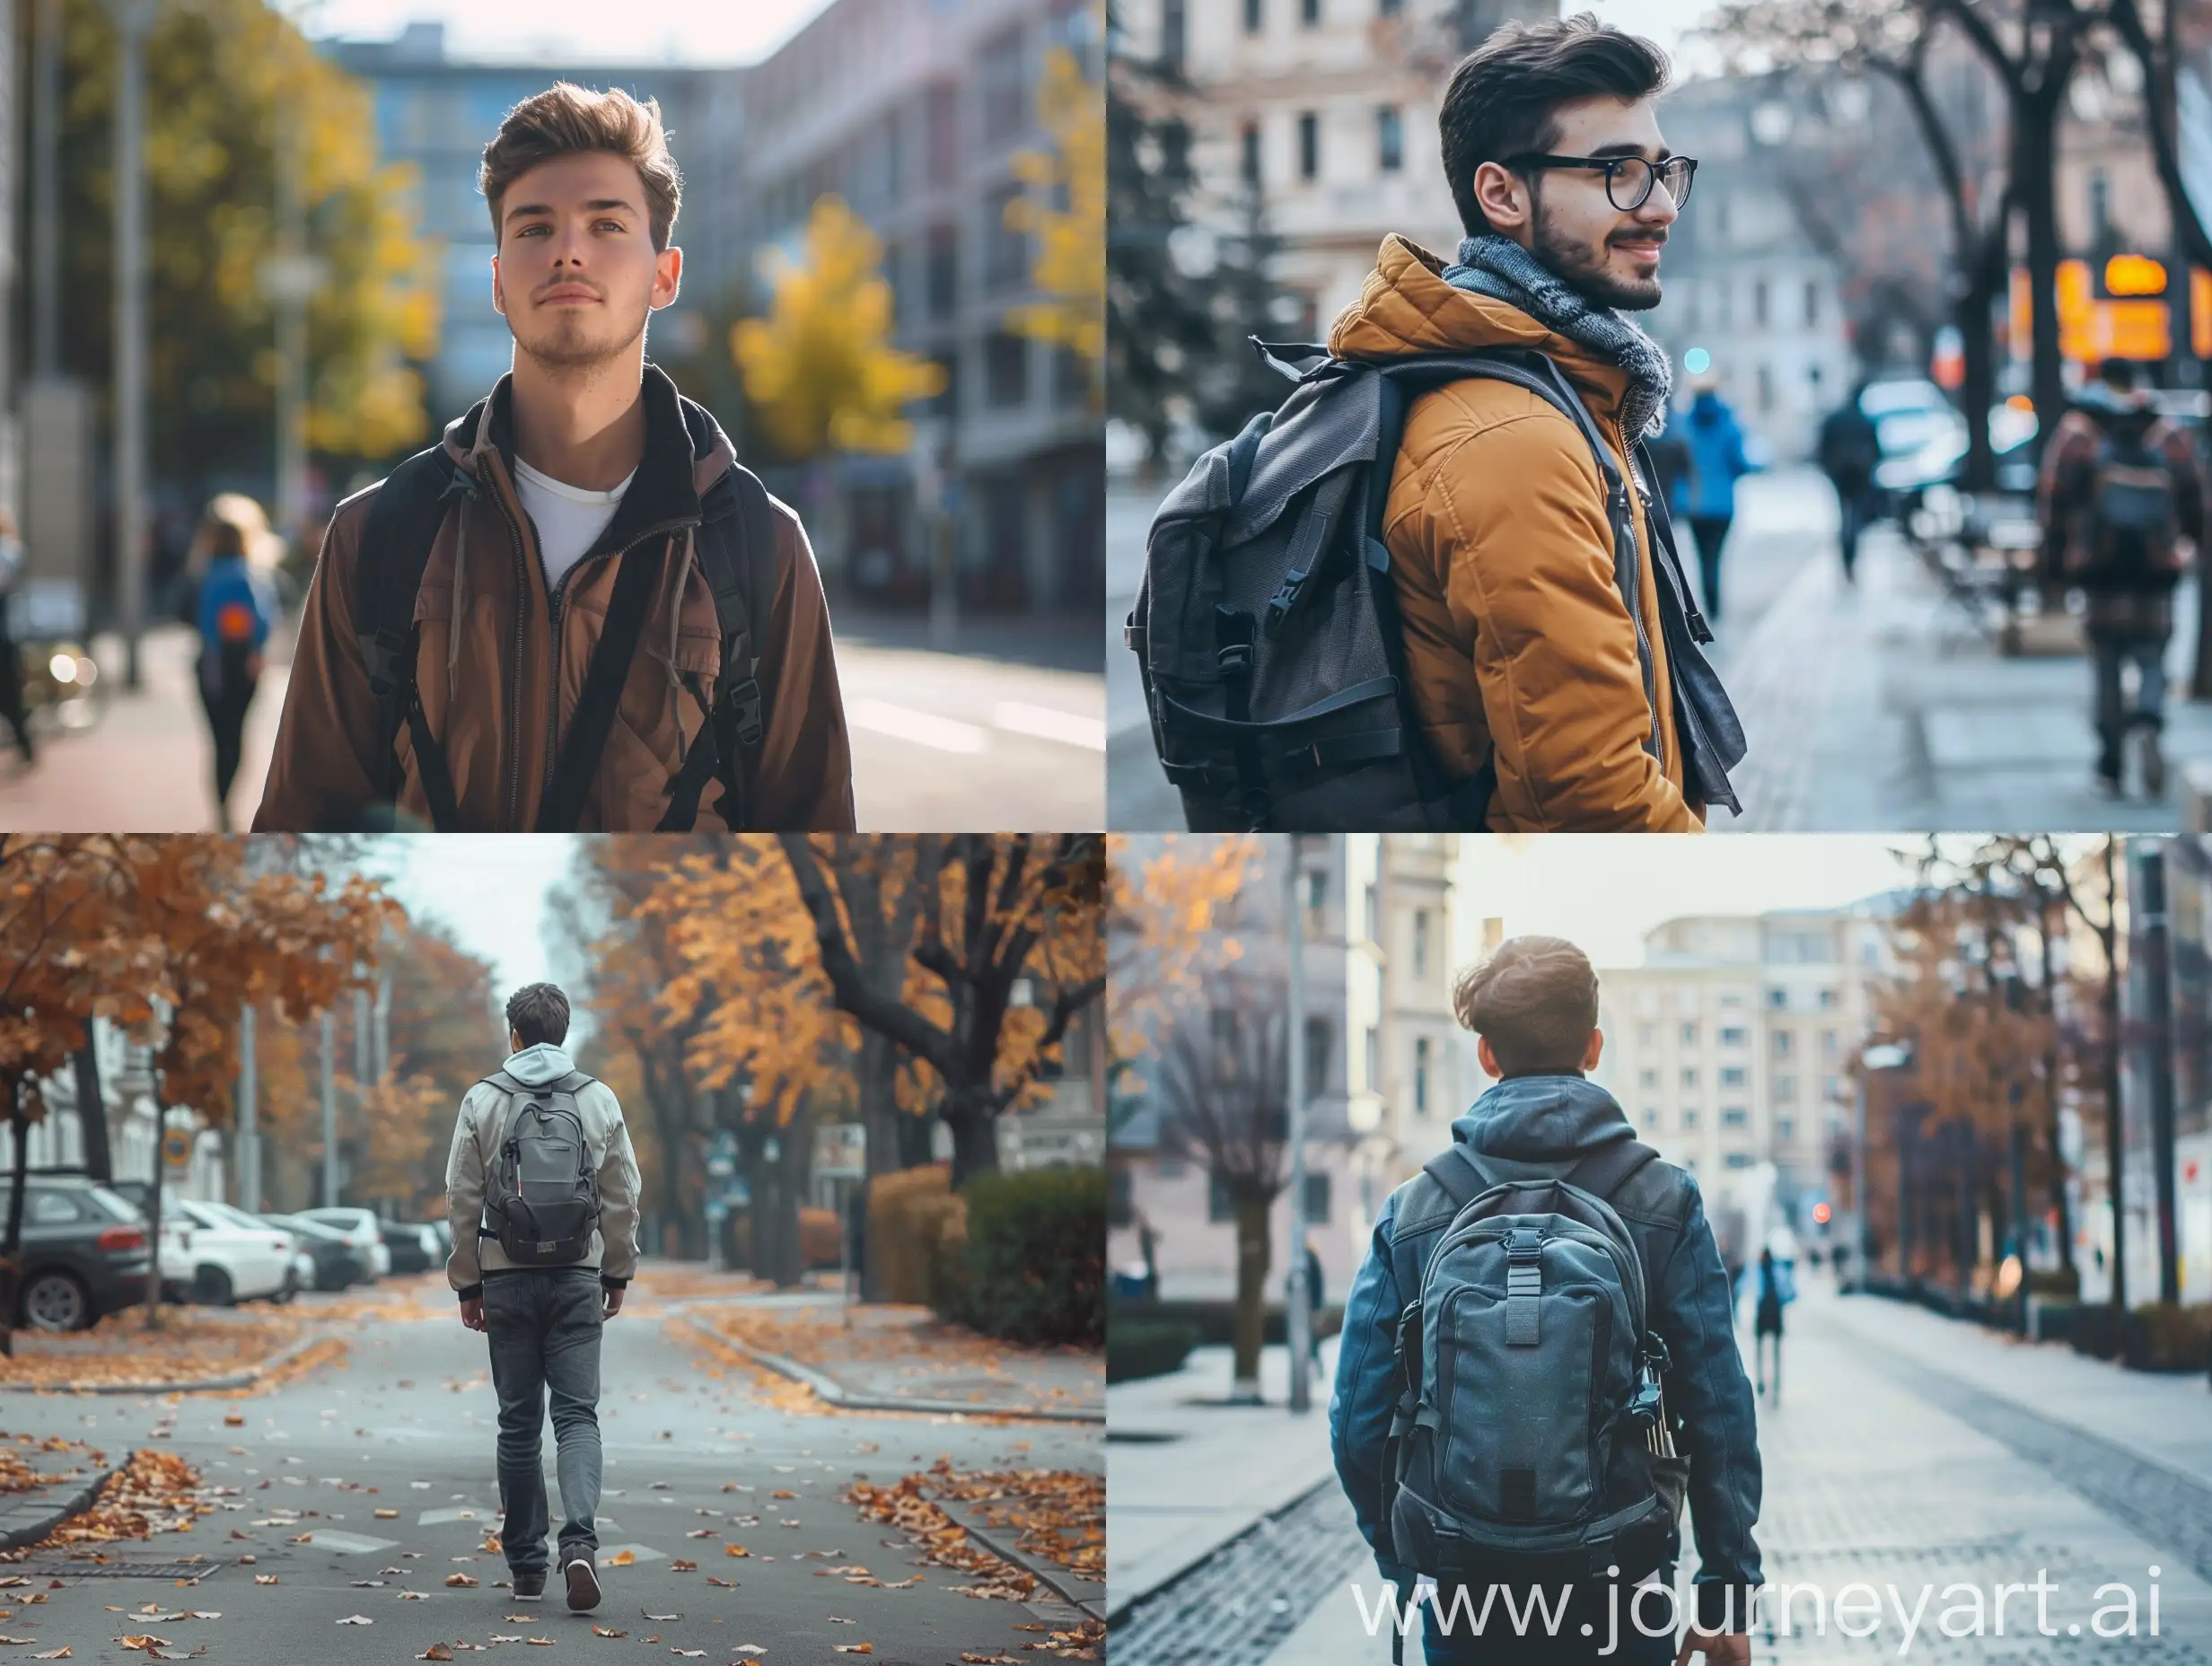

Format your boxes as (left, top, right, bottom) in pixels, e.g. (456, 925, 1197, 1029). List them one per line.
(506, 290, 652, 373)
(1531, 193, 1664, 312)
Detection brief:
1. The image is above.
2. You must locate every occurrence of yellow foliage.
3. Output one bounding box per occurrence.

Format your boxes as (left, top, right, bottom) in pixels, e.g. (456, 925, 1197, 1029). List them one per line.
(731, 198, 947, 460)
(1005, 20, 1106, 392)
(1107, 834, 1258, 1060)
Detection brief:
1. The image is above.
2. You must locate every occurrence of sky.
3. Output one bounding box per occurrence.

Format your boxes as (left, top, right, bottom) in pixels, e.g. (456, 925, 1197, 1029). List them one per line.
(304, 0, 838, 66)
(358, 833, 583, 1007)
(1449, 835, 1938, 972)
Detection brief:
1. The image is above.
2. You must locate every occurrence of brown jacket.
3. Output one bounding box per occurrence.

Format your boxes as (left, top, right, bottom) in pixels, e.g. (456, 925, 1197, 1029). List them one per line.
(254, 366, 855, 832)
(1329, 235, 1701, 832)
(2037, 394, 2205, 637)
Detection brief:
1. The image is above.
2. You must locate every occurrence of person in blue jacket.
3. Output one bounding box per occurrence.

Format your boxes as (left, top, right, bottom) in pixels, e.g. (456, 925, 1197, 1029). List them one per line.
(189, 495, 282, 830)
(1330, 935, 1761, 1665)
(1671, 377, 1755, 625)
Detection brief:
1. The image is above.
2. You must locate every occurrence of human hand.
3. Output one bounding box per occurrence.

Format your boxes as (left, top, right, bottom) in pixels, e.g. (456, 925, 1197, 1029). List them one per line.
(603, 1285, 624, 1320)
(1675, 1628, 1751, 1666)
(460, 1295, 485, 1332)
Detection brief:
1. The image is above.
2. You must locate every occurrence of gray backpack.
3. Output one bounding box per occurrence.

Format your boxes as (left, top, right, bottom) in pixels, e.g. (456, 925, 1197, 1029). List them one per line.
(1380, 1138, 1687, 1604)
(1124, 340, 1745, 830)
(478, 1070, 602, 1266)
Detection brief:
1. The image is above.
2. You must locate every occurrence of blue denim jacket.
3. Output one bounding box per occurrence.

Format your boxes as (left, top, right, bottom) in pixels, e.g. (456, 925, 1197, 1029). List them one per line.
(1328, 1074, 1763, 1632)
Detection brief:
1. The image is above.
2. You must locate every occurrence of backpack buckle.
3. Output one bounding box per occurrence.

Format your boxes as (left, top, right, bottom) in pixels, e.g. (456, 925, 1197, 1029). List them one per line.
(1262, 573, 1307, 637)
(724, 675, 765, 749)
(1216, 642, 1253, 677)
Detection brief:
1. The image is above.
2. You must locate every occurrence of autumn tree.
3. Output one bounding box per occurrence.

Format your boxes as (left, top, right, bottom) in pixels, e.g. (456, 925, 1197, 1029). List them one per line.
(1008, 4, 1106, 403)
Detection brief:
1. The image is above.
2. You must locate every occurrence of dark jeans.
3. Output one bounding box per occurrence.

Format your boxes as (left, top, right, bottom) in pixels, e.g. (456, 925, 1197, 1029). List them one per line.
(1754, 1327, 1783, 1402)
(484, 1268, 605, 1576)
(1684, 515, 1731, 622)
(198, 667, 259, 820)
(1833, 482, 1874, 580)
(2092, 633, 2167, 770)
(0, 618, 31, 760)
(1423, 1575, 1681, 1665)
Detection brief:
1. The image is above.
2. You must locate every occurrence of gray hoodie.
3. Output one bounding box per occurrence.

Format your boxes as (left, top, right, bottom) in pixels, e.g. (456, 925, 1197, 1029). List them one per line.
(443, 1042, 642, 1300)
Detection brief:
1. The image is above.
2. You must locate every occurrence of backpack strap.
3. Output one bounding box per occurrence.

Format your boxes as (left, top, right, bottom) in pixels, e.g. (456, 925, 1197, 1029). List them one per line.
(1563, 1136, 1661, 1202)
(659, 467, 774, 831)
(1632, 441, 1713, 644)
(357, 444, 478, 832)
(533, 539, 668, 832)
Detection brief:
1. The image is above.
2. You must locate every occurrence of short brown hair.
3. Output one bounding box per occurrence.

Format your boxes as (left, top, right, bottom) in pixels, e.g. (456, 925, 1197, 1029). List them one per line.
(505, 983, 572, 1049)
(1452, 936, 1599, 1075)
(1437, 12, 1671, 240)
(479, 83, 683, 252)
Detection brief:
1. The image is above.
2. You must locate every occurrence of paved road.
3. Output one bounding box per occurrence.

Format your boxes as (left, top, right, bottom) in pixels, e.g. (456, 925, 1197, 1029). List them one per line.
(0, 617, 1105, 834)
(0, 1281, 1099, 1664)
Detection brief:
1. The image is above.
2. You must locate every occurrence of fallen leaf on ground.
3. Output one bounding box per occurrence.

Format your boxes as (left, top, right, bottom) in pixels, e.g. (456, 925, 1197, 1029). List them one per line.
(961, 1655, 1021, 1663)
(116, 1637, 171, 1652)
(337, 1615, 373, 1625)
(222, 1418, 243, 1428)
(644, 1612, 680, 1621)
(705, 1577, 738, 1588)
(723, 1546, 748, 1557)
(667, 1560, 696, 1572)
(830, 1647, 873, 1655)
(31, 1649, 69, 1660)
(589, 1627, 626, 1639)
(605, 1551, 636, 1568)
(419, 1649, 453, 1662)
(671, 1653, 704, 1660)
(442, 1574, 477, 1588)
(253, 1576, 277, 1585)
(374, 1510, 399, 1520)
(769, 1491, 795, 1501)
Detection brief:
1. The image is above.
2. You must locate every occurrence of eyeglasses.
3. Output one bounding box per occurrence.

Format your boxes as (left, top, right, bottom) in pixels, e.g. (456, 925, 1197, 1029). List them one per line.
(1504, 153, 1698, 212)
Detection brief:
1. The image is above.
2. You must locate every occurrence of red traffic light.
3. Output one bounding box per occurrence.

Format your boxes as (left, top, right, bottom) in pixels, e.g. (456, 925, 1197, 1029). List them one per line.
(1812, 1201, 1832, 1225)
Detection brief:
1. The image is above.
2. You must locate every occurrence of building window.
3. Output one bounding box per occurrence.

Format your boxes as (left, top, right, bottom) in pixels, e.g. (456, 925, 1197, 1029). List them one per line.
(1771, 1030, 1792, 1057)
(980, 27, 1028, 146)
(1305, 1016, 1332, 1093)
(1681, 1022, 1698, 1047)
(1818, 988, 1839, 1009)
(1377, 105, 1403, 173)
(1364, 1025, 1380, 1092)
(1681, 1067, 1698, 1090)
(1640, 1067, 1659, 1089)
(926, 224, 958, 320)
(1720, 1066, 1748, 1089)
(1824, 1074, 1843, 1100)
(1644, 1107, 1663, 1130)
(1241, 122, 1262, 187)
(1768, 988, 1786, 1009)
(1722, 1107, 1748, 1128)
(1379, 0, 1402, 12)
(1725, 1152, 1753, 1170)
(1304, 1171, 1330, 1224)
(1208, 1172, 1234, 1222)
(1302, 0, 1320, 22)
(1774, 1074, 1796, 1103)
(1298, 111, 1319, 180)
(1756, 363, 1773, 413)
(1244, 0, 1264, 31)
(1804, 280, 1819, 328)
(1682, 1109, 1700, 1130)
(1415, 1036, 1430, 1114)
(1777, 1117, 1795, 1141)
(1412, 910, 1429, 977)
(984, 332, 1028, 407)
(1307, 870, 1329, 936)
(1160, 0, 1186, 70)
(1822, 1030, 1840, 1057)
(1718, 1026, 1746, 1048)
(926, 82, 960, 187)
(1753, 278, 1768, 329)
(1640, 1025, 1656, 1048)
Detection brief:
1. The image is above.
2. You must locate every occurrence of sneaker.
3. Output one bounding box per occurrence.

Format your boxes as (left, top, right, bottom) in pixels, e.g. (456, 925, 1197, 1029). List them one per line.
(511, 1572, 545, 1601)
(564, 1553, 601, 1613)
(2136, 727, 2168, 798)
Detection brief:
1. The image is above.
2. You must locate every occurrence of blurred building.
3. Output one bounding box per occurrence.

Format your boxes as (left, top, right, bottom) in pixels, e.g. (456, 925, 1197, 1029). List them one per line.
(1107, 835, 1357, 1303)
(16, 1015, 226, 1202)
(321, 23, 726, 425)
(998, 1000, 1110, 1171)
(732, 0, 1104, 614)
(1639, 74, 1854, 460)
(1126, 0, 1556, 338)
(1590, 903, 1897, 1249)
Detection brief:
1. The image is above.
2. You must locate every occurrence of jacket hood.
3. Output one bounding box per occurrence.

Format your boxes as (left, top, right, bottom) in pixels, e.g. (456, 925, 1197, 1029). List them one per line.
(1450, 1074, 1636, 1165)
(502, 1042, 578, 1086)
(2075, 385, 2162, 444)
(1327, 233, 1636, 425)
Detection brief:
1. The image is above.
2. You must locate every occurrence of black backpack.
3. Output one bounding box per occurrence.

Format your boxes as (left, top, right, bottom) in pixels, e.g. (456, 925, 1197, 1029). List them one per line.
(478, 1069, 603, 1267)
(352, 444, 773, 833)
(2075, 430, 2181, 587)
(1125, 340, 1743, 831)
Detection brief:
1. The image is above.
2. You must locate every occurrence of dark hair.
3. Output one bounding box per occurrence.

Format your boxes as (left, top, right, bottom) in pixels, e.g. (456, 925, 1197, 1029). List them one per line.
(1437, 12, 1671, 239)
(479, 83, 682, 252)
(505, 983, 572, 1048)
(1452, 935, 1600, 1075)
(2097, 357, 2139, 392)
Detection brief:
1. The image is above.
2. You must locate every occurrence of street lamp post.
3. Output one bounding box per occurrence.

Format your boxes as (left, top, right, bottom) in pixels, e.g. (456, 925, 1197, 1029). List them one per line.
(1285, 835, 1312, 1414)
(2136, 843, 2180, 1306)
(1858, 1043, 1909, 1286)
(109, 0, 155, 689)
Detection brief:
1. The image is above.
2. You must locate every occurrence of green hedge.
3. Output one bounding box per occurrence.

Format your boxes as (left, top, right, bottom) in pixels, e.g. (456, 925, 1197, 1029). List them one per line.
(1108, 1318, 1198, 1383)
(1110, 1298, 1345, 1348)
(952, 1166, 1105, 1346)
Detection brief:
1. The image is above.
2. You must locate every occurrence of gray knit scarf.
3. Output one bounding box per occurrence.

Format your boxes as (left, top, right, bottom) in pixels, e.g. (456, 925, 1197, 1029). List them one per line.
(1441, 233, 1672, 441)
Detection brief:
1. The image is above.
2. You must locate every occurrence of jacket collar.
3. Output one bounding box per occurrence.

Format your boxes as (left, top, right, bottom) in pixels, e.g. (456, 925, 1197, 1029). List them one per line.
(1450, 1073, 1636, 1163)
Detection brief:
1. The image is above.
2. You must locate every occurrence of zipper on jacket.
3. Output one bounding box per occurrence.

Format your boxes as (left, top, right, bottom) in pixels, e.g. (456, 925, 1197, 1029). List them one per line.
(487, 478, 531, 830)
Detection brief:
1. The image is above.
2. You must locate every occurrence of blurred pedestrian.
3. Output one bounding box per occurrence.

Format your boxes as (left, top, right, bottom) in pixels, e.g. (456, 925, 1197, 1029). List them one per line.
(1816, 380, 1883, 582)
(2038, 358, 2206, 798)
(1136, 1209, 1160, 1302)
(188, 495, 281, 830)
(256, 84, 854, 834)
(845, 1179, 868, 1302)
(448, 983, 641, 1615)
(1672, 374, 1754, 623)
(1302, 1233, 1324, 1367)
(1321, 13, 1742, 832)
(1751, 1246, 1792, 1405)
(0, 509, 33, 768)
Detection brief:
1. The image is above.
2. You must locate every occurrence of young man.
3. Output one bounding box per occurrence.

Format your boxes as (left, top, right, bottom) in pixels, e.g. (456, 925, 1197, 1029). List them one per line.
(1330, 936, 1760, 1665)
(257, 83, 855, 832)
(446, 982, 641, 1614)
(2037, 357, 2206, 798)
(1330, 14, 1710, 829)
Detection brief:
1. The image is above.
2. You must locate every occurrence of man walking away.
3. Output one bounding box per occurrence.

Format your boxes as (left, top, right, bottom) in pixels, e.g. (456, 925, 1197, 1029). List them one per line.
(2040, 358, 2205, 797)
(447, 982, 641, 1614)
(1816, 381, 1883, 583)
(0, 510, 33, 768)
(1331, 936, 1760, 1664)
(1751, 1247, 1789, 1406)
(1673, 375, 1754, 624)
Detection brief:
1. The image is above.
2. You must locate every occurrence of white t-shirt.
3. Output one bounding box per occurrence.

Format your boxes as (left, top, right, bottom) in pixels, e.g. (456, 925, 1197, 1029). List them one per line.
(511, 455, 637, 593)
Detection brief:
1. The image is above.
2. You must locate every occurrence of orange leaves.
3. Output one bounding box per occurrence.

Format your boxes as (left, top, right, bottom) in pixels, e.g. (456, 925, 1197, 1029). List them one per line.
(1106, 834, 1258, 1061)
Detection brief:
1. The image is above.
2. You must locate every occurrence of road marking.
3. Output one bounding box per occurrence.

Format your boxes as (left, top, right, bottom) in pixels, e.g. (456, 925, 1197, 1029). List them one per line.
(298, 1530, 399, 1554)
(846, 698, 986, 754)
(991, 701, 1106, 751)
(593, 1543, 667, 1566)
(417, 1508, 484, 1526)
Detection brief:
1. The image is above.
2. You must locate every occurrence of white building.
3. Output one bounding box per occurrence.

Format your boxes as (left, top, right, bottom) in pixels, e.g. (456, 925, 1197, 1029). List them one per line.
(10, 1017, 226, 1202)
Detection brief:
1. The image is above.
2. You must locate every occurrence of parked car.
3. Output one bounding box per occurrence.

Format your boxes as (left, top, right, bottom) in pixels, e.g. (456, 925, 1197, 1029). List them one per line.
(295, 1207, 390, 1278)
(262, 1213, 369, 1292)
(161, 1197, 293, 1306)
(426, 1220, 452, 1265)
(8, 1176, 153, 1331)
(382, 1223, 440, 1276)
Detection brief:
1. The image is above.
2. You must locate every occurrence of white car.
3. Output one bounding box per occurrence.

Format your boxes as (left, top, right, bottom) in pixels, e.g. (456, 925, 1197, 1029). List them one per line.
(296, 1207, 391, 1279)
(160, 1198, 294, 1306)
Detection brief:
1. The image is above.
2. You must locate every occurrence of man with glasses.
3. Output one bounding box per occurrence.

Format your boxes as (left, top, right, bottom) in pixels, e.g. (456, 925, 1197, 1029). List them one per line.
(1328, 13, 1720, 831)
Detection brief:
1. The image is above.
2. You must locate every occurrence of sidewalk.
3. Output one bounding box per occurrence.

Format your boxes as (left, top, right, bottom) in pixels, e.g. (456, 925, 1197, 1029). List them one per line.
(681, 1294, 1103, 1422)
(1105, 1337, 1342, 1618)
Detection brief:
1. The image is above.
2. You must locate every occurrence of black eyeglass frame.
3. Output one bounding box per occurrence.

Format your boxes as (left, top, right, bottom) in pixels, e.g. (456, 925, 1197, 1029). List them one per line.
(1502, 153, 1698, 212)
